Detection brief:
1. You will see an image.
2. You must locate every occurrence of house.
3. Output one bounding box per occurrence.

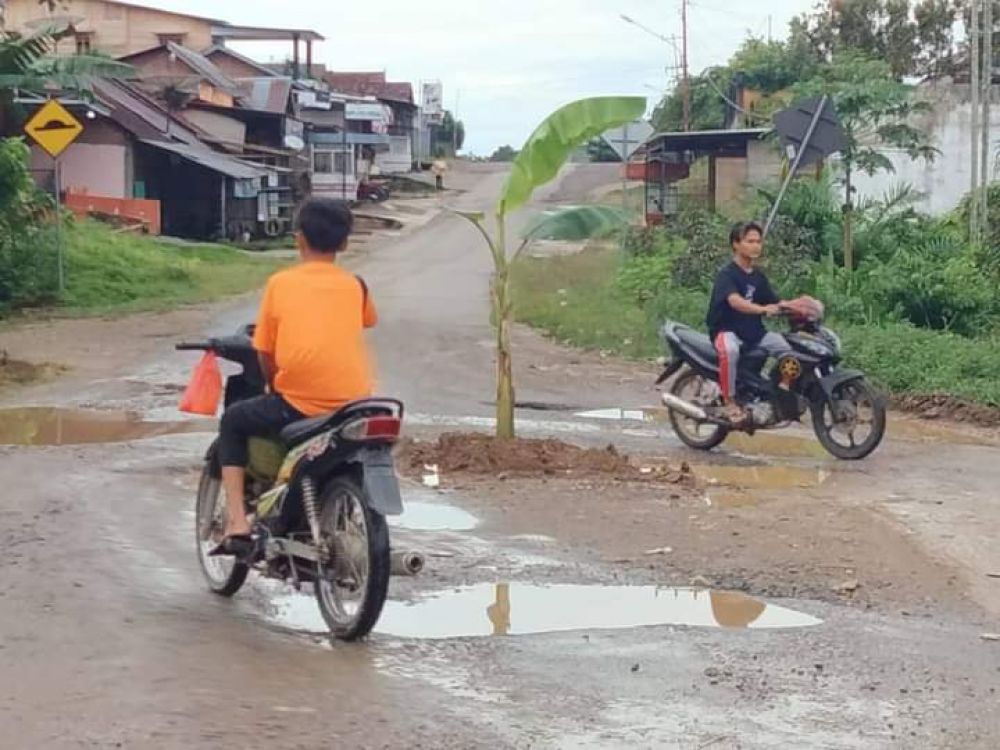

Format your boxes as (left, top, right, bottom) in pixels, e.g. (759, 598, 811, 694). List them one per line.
(630, 129, 781, 225)
(1, 0, 322, 68)
(325, 71, 419, 174)
(18, 77, 290, 240)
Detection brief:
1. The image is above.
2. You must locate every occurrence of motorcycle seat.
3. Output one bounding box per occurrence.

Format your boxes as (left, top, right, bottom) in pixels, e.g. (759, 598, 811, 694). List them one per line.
(280, 413, 337, 447)
(279, 398, 404, 447)
(675, 327, 719, 365)
(674, 326, 769, 368)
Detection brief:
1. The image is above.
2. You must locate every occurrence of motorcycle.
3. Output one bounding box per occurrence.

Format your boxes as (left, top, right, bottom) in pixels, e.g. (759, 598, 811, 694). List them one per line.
(655, 299, 886, 460)
(176, 326, 404, 641)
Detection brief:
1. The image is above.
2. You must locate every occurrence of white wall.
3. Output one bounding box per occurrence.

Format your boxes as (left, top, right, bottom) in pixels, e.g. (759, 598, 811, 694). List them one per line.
(853, 81, 1000, 215)
(31, 143, 128, 198)
(375, 135, 413, 174)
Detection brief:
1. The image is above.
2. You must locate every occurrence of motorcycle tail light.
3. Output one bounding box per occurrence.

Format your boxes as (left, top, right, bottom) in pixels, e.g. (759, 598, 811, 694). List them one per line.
(341, 416, 402, 442)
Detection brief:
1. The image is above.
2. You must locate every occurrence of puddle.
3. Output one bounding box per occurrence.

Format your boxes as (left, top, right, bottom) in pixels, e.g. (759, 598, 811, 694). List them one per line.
(268, 584, 821, 638)
(724, 432, 828, 459)
(694, 464, 830, 492)
(889, 418, 999, 447)
(390, 500, 480, 532)
(0, 407, 212, 446)
(575, 408, 647, 422)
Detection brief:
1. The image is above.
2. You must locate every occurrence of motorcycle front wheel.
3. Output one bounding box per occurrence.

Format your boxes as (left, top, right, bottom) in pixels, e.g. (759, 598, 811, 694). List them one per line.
(195, 457, 249, 597)
(314, 477, 391, 641)
(811, 378, 886, 460)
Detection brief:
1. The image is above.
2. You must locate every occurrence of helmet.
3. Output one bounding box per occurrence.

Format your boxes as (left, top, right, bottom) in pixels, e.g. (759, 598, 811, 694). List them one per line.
(783, 296, 825, 325)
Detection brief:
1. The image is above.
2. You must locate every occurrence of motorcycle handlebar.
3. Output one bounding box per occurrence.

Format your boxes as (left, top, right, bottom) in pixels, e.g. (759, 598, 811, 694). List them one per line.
(175, 341, 212, 351)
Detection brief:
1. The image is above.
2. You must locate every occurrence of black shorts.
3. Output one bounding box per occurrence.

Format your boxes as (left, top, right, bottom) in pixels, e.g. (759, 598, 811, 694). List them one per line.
(218, 394, 304, 467)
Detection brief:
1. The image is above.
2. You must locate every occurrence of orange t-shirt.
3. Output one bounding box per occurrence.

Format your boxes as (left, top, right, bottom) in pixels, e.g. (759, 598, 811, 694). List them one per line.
(252, 261, 377, 416)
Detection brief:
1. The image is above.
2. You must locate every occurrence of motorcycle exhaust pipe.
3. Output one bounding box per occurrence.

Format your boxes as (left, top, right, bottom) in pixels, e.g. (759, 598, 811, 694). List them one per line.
(660, 392, 708, 421)
(390, 549, 426, 577)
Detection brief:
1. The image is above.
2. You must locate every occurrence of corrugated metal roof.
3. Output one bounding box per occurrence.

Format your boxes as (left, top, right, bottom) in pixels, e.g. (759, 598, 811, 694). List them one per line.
(139, 138, 267, 179)
(165, 42, 241, 96)
(237, 77, 293, 114)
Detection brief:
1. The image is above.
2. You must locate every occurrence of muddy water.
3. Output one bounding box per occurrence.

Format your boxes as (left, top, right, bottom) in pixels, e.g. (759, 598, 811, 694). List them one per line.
(267, 584, 821, 638)
(0, 407, 211, 446)
(390, 499, 480, 532)
(694, 463, 830, 491)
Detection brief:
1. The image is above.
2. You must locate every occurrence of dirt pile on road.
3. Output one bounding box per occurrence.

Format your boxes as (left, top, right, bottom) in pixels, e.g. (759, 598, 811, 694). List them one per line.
(0, 353, 64, 390)
(398, 432, 694, 485)
(894, 393, 1000, 427)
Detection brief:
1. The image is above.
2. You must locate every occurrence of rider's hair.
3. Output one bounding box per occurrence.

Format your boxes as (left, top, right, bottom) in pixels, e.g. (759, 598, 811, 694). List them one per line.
(295, 198, 354, 254)
(729, 221, 764, 248)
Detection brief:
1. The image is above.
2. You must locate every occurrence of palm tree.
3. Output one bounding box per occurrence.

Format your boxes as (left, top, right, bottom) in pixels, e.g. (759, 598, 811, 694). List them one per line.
(0, 26, 131, 133)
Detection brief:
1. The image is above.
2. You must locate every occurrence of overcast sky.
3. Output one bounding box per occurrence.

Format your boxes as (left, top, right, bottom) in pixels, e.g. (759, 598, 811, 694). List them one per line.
(140, 0, 816, 154)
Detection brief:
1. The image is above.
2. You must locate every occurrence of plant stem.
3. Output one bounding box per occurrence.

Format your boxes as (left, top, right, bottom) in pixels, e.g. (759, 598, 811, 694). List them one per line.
(494, 215, 515, 439)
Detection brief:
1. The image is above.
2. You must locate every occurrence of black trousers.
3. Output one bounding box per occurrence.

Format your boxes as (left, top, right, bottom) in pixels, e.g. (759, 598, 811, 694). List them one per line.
(218, 394, 304, 467)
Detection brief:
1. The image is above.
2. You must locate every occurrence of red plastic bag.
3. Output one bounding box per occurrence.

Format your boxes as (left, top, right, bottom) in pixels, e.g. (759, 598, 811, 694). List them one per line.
(179, 351, 223, 416)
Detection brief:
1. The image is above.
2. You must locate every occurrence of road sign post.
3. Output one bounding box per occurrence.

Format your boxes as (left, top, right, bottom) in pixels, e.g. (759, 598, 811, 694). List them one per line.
(24, 100, 85, 294)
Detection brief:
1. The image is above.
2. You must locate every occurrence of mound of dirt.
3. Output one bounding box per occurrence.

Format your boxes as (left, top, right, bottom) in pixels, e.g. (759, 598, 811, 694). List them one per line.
(0, 355, 64, 390)
(893, 393, 1000, 427)
(398, 432, 694, 485)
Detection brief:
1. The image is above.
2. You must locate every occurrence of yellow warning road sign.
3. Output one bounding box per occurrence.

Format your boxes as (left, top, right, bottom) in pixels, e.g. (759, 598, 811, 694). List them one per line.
(24, 100, 84, 159)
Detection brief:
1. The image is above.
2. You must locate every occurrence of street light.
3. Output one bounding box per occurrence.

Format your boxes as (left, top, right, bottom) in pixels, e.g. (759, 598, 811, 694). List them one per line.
(620, 11, 690, 131)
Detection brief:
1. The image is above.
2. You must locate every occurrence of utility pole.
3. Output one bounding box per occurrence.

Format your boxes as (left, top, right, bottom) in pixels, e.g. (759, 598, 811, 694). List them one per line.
(981, 0, 993, 240)
(681, 0, 691, 131)
(971, 0, 981, 242)
(768, 15, 773, 44)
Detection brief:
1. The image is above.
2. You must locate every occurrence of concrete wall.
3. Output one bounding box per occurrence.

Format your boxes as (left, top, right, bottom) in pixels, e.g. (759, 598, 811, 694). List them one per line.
(5, 0, 213, 57)
(375, 135, 412, 174)
(853, 81, 1000, 215)
(31, 143, 128, 198)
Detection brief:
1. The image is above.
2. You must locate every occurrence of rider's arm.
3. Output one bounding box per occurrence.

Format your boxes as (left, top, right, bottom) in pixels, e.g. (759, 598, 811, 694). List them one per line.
(727, 292, 779, 316)
(258, 352, 277, 392)
(252, 278, 279, 390)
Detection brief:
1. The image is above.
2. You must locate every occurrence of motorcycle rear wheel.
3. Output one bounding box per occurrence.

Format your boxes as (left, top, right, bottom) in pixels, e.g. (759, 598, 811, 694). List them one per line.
(811, 378, 886, 460)
(668, 369, 729, 451)
(195, 459, 249, 597)
(314, 477, 390, 641)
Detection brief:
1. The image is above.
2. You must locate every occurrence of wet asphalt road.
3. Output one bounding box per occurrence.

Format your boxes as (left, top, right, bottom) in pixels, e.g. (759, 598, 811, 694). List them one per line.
(2, 164, 1000, 748)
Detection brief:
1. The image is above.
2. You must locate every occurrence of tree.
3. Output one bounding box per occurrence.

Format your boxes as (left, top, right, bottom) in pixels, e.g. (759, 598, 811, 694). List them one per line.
(457, 96, 645, 438)
(914, 0, 959, 77)
(0, 27, 131, 132)
(652, 69, 727, 131)
(793, 50, 937, 271)
(489, 145, 518, 162)
(435, 110, 465, 155)
(789, 0, 960, 79)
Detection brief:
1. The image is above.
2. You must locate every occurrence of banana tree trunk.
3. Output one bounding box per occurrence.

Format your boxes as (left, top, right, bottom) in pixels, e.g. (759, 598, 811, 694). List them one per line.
(493, 220, 515, 439)
(842, 163, 854, 273)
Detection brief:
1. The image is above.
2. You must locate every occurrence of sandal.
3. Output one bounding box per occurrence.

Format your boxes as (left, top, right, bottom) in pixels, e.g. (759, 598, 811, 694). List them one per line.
(208, 533, 254, 558)
(724, 403, 748, 426)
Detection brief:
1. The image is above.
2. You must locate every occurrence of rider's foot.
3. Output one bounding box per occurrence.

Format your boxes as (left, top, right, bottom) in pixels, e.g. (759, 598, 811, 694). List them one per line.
(724, 402, 747, 426)
(208, 533, 254, 558)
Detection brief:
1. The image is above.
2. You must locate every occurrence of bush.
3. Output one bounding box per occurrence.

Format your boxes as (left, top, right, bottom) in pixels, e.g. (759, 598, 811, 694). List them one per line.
(0, 138, 59, 312)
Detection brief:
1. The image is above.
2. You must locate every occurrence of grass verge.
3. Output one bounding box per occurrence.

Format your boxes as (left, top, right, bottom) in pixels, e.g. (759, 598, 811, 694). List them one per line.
(53, 220, 284, 316)
(512, 245, 1000, 411)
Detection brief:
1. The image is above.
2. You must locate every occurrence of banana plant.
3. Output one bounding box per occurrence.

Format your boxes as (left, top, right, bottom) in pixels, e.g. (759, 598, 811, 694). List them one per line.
(456, 96, 646, 438)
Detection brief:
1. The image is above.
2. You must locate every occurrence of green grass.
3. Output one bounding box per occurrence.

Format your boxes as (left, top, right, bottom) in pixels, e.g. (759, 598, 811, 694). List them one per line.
(512, 246, 661, 359)
(56, 220, 285, 315)
(512, 245, 1000, 408)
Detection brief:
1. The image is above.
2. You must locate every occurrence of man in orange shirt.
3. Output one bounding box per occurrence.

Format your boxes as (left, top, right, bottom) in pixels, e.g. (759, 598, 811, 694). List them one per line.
(212, 198, 377, 556)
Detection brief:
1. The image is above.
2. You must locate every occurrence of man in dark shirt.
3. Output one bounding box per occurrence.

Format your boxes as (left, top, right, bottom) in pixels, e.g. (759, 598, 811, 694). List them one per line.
(706, 221, 791, 423)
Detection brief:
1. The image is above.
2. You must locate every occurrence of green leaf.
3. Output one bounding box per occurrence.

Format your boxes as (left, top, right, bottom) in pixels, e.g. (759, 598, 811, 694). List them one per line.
(523, 205, 631, 242)
(498, 96, 646, 216)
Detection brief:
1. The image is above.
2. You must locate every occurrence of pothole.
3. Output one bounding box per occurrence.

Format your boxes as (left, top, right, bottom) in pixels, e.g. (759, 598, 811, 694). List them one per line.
(266, 583, 821, 638)
(390, 498, 480, 532)
(0, 407, 212, 446)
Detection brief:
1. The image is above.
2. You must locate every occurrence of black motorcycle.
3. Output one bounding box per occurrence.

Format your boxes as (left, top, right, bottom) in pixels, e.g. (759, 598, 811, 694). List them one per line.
(656, 303, 885, 460)
(176, 326, 404, 641)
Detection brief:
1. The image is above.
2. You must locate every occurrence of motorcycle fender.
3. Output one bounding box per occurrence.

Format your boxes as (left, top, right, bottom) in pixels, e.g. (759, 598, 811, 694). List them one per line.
(819, 369, 864, 400)
(353, 447, 404, 516)
(654, 358, 683, 385)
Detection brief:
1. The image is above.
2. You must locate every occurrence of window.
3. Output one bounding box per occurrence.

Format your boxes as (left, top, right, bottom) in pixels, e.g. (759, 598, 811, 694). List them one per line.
(157, 33, 187, 45)
(313, 148, 352, 175)
(75, 32, 94, 54)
